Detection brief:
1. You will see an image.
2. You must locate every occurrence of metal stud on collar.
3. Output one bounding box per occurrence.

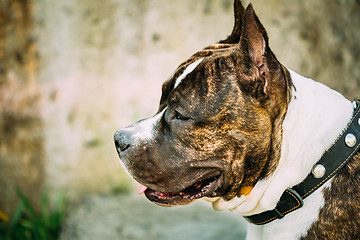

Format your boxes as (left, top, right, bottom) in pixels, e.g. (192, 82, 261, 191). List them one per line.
(312, 164, 326, 179)
(345, 133, 357, 148)
(353, 101, 358, 110)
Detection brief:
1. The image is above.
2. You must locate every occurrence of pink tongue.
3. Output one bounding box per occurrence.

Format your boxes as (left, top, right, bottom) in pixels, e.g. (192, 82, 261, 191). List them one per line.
(137, 183, 148, 195)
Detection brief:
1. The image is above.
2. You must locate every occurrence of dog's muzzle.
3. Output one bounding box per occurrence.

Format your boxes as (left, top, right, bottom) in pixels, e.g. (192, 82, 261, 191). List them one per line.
(113, 128, 226, 207)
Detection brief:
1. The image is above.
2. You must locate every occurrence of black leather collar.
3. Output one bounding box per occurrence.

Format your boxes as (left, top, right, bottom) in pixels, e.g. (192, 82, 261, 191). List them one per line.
(245, 99, 360, 225)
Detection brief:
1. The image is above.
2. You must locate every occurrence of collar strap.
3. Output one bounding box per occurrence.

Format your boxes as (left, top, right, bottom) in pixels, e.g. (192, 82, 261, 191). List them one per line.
(245, 99, 360, 225)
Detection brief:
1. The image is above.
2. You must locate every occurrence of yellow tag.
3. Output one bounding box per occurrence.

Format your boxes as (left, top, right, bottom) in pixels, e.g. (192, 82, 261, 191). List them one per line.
(238, 186, 254, 196)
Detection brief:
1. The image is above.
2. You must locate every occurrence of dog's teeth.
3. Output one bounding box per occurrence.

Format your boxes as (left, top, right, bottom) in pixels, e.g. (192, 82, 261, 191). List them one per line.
(158, 192, 166, 199)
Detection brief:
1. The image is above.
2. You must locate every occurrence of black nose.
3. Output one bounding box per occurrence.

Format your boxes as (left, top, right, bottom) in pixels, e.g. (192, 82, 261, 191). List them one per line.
(114, 130, 131, 153)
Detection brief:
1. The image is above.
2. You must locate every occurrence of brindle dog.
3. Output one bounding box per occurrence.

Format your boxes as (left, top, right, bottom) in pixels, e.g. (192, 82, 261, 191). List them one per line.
(115, 1, 360, 239)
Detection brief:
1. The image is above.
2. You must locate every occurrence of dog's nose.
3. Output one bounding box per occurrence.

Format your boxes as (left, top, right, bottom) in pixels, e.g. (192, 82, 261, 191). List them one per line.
(114, 130, 131, 153)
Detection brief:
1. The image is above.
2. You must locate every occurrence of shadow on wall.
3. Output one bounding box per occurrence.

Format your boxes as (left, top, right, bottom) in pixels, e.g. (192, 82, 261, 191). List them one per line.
(0, 0, 45, 217)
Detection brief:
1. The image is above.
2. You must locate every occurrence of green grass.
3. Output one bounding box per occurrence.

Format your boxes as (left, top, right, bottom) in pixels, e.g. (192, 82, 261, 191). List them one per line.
(0, 188, 66, 240)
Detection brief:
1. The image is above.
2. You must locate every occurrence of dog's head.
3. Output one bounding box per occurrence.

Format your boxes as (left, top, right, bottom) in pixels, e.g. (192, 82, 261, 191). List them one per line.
(114, 0, 292, 206)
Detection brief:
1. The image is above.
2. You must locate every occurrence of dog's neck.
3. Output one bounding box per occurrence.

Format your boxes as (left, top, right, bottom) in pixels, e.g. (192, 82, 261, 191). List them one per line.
(210, 68, 353, 216)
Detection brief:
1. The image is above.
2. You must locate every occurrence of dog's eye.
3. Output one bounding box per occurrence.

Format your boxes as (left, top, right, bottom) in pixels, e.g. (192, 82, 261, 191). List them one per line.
(175, 110, 190, 121)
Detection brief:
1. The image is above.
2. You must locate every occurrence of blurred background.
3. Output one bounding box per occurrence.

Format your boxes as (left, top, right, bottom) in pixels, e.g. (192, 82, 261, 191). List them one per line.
(1, 0, 360, 239)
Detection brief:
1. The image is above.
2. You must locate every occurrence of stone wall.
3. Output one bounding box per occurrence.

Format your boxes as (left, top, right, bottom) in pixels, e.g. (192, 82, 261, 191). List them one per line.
(1, 0, 359, 209)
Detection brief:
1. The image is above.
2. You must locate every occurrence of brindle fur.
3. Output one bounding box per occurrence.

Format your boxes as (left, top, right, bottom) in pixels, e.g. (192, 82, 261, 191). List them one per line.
(300, 153, 360, 239)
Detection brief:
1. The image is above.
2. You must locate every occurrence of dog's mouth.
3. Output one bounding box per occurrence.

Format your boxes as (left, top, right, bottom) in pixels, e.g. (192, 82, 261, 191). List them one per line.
(139, 172, 223, 206)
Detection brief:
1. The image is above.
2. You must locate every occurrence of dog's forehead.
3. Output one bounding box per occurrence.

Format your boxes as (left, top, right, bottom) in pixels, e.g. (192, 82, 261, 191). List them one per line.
(173, 57, 204, 90)
(172, 44, 239, 85)
(159, 43, 240, 109)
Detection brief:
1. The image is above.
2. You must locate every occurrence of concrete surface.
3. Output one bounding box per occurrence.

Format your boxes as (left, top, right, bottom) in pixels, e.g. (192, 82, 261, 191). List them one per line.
(60, 194, 247, 240)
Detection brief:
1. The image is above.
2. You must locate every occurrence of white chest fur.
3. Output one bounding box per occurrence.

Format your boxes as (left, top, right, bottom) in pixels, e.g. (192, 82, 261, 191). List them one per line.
(210, 69, 354, 239)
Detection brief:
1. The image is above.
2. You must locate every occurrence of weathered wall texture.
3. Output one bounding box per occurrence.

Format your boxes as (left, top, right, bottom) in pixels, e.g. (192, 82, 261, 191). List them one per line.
(0, 0, 44, 215)
(1, 0, 360, 208)
(35, 0, 237, 199)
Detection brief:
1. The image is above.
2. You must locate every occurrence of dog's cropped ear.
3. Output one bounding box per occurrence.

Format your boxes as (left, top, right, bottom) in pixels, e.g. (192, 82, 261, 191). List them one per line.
(239, 3, 270, 96)
(219, 0, 245, 44)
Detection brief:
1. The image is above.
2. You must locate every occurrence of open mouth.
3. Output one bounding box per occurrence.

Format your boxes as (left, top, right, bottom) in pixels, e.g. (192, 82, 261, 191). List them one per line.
(141, 173, 222, 206)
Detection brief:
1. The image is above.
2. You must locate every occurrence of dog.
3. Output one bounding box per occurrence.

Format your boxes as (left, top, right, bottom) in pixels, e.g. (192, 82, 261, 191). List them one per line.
(114, 1, 360, 239)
